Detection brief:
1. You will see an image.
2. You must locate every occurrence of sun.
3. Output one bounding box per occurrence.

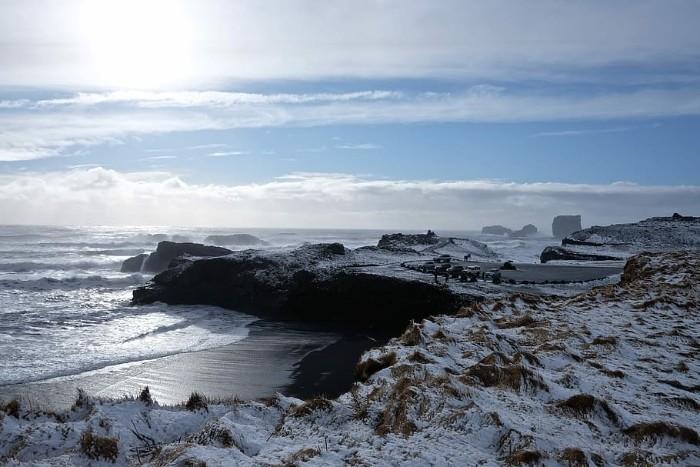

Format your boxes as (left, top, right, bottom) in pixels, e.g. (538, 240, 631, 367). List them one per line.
(79, 0, 194, 89)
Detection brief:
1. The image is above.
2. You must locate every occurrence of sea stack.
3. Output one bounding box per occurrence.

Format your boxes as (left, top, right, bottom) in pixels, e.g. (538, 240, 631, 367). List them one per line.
(552, 215, 582, 239)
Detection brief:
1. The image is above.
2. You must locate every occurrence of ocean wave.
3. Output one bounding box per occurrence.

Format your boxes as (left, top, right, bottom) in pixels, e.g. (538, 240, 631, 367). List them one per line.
(121, 320, 193, 343)
(0, 274, 146, 290)
(0, 260, 123, 273)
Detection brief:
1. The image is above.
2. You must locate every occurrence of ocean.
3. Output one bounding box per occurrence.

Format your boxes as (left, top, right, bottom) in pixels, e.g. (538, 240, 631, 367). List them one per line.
(0, 225, 555, 392)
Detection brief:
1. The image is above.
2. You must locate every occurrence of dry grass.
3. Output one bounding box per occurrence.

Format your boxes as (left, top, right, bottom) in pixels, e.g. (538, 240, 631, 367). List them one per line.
(620, 451, 653, 467)
(399, 322, 423, 346)
(375, 377, 417, 437)
(587, 335, 618, 348)
(407, 351, 433, 364)
(462, 363, 547, 393)
(505, 449, 542, 465)
(495, 315, 540, 329)
(556, 394, 618, 424)
(284, 447, 321, 466)
(185, 392, 208, 412)
(623, 421, 699, 445)
(187, 422, 234, 448)
(3, 399, 20, 418)
(559, 447, 587, 466)
(290, 396, 333, 418)
(661, 396, 700, 411)
(588, 361, 625, 378)
(355, 352, 397, 382)
(79, 428, 119, 462)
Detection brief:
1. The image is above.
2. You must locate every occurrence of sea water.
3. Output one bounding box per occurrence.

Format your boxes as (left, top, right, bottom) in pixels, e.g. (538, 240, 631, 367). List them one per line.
(0, 225, 551, 386)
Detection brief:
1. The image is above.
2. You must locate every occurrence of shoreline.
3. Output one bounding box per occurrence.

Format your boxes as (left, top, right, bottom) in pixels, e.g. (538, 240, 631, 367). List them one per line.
(0, 319, 388, 411)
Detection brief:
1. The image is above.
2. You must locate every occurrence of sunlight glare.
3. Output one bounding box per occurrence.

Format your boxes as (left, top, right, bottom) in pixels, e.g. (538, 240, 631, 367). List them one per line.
(80, 0, 194, 89)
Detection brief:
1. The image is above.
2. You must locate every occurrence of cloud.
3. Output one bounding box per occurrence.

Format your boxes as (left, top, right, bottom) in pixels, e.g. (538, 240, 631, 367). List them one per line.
(32, 90, 402, 108)
(2, 86, 700, 161)
(207, 151, 249, 157)
(1, 1, 700, 87)
(0, 168, 697, 229)
(336, 143, 381, 150)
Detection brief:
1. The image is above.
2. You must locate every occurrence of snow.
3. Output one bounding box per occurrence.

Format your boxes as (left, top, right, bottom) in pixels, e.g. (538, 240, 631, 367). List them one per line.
(2, 251, 698, 466)
(565, 216, 700, 260)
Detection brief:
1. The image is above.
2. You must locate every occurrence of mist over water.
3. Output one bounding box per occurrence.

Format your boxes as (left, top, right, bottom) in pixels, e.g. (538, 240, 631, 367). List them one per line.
(0, 225, 553, 386)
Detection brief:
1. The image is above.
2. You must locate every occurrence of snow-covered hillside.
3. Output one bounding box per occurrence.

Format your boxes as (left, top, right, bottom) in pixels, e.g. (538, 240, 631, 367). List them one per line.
(2, 251, 698, 466)
(564, 214, 700, 259)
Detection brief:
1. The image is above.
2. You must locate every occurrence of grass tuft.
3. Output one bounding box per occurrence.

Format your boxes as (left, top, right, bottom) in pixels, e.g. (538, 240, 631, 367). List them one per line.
(3, 399, 20, 418)
(505, 449, 542, 465)
(559, 448, 587, 467)
(623, 421, 699, 445)
(556, 394, 618, 424)
(79, 428, 119, 462)
(290, 396, 333, 417)
(355, 352, 397, 382)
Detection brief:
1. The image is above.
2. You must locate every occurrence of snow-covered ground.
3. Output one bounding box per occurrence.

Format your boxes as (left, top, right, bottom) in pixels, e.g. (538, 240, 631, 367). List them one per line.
(3, 251, 698, 466)
(564, 215, 700, 260)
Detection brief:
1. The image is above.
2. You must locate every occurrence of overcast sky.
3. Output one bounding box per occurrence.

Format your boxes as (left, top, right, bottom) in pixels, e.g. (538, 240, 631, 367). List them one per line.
(1, 0, 699, 229)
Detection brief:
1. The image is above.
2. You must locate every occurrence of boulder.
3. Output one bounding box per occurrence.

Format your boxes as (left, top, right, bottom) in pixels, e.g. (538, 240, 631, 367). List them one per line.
(120, 253, 148, 273)
(204, 234, 267, 246)
(540, 246, 621, 264)
(509, 224, 538, 238)
(122, 241, 232, 274)
(552, 215, 582, 239)
(481, 225, 513, 236)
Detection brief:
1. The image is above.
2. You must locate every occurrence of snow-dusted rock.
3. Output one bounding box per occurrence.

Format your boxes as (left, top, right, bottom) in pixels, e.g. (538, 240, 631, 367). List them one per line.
(132, 243, 464, 328)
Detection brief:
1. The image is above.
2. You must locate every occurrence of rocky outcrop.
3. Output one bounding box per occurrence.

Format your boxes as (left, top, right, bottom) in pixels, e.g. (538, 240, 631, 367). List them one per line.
(481, 225, 513, 236)
(120, 253, 148, 273)
(509, 224, 538, 238)
(562, 214, 700, 257)
(540, 246, 621, 264)
(122, 241, 233, 274)
(204, 234, 267, 246)
(552, 215, 582, 239)
(133, 243, 465, 330)
(377, 231, 439, 250)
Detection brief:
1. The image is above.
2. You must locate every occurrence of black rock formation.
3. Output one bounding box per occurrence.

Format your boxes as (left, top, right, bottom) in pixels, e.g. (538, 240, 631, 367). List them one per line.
(122, 241, 232, 274)
(133, 243, 465, 331)
(481, 225, 513, 236)
(509, 224, 538, 238)
(540, 246, 620, 264)
(120, 253, 148, 273)
(377, 231, 440, 250)
(204, 234, 267, 246)
(552, 215, 582, 239)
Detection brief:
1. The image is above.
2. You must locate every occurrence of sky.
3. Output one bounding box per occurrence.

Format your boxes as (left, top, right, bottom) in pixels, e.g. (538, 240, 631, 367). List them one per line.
(0, 0, 699, 230)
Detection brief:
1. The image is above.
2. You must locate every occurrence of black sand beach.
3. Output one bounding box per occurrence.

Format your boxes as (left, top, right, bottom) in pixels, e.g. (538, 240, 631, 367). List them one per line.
(1, 320, 382, 410)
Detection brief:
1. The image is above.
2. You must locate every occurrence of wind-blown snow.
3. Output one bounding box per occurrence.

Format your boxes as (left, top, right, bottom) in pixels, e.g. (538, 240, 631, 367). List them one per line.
(2, 252, 698, 466)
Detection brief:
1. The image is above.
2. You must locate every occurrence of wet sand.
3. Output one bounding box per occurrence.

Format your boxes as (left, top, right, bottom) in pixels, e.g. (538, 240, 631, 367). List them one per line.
(0, 320, 369, 410)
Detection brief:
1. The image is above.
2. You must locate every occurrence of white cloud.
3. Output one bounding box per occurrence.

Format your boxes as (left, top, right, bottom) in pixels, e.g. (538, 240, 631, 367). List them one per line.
(0, 168, 697, 229)
(336, 144, 381, 150)
(2, 86, 700, 161)
(207, 151, 249, 157)
(1, 1, 699, 87)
